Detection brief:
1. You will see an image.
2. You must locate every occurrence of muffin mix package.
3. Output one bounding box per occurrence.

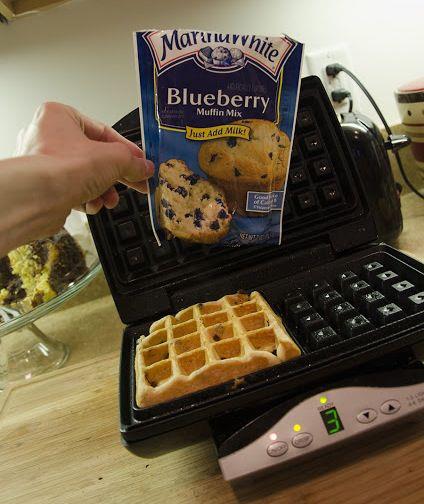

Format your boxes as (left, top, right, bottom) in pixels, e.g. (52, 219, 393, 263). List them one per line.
(134, 29, 303, 246)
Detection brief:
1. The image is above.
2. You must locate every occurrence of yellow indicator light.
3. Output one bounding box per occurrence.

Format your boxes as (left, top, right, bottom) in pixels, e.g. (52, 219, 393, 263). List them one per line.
(293, 424, 301, 432)
(320, 396, 328, 404)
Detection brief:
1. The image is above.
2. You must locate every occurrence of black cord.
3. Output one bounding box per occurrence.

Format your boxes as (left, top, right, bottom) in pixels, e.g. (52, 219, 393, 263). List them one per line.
(327, 63, 423, 200)
(336, 66, 393, 131)
(394, 151, 424, 199)
(331, 88, 353, 113)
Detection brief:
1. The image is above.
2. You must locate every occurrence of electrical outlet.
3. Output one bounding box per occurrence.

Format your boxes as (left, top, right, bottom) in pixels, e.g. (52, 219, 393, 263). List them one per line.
(305, 45, 360, 114)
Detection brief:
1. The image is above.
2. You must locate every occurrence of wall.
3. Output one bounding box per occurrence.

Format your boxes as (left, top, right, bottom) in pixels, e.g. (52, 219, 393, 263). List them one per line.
(0, 0, 422, 157)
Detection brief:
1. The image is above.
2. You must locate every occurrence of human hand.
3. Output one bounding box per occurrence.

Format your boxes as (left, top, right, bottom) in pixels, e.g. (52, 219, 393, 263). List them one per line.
(15, 101, 154, 214)
(0, 102, 154, 256)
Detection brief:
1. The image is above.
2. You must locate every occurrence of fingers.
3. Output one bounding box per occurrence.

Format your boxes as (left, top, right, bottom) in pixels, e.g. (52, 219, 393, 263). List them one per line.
(36, 102, 155, 185)
(94, 141, 154, 184)
(77, 186, 119, 215)
(74, 167, 149, 217)
(85, 197, 104, 215)
(34, 102, 147, 160)
(129, 156, 154, 181)
(75, 182, 121, 216)
(25, 102, 155, 212)
(76, 110, 146, 159)
(29, 102, 147, 161)
(74, 204, 87, 213)
(101, 186, 120, 209)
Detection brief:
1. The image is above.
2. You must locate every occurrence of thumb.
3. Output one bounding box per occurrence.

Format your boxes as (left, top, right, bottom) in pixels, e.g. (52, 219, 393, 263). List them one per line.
(76, 141, 154, 204)
(88, 140, 154, 193)
(101, 141, 155, 182)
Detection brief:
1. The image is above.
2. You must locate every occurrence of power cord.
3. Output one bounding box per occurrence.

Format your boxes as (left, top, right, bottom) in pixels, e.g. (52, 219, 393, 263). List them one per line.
(326, 63, 423, 200)
(331, 88, 353, 113)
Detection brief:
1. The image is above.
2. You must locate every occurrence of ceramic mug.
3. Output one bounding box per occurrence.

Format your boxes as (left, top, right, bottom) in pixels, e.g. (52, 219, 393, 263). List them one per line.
(395, 78, 424, 173)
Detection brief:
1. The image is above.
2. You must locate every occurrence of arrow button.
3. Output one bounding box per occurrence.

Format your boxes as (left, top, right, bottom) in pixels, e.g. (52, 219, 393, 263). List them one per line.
(356, 408, 378, 423)
(381, 400, 401, 415)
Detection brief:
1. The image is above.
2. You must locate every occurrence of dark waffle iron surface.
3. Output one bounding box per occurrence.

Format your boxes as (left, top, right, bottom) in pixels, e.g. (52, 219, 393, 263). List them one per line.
(88, 76, 424, 442)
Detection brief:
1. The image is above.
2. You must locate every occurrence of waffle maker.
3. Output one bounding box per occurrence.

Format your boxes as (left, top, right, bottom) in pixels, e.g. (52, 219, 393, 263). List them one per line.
(88, 76, 424, 480)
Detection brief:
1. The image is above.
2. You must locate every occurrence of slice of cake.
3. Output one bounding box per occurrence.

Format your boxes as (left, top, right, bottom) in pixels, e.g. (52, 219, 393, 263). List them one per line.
(0, 256, 25, 305)
(0, 231, 87, 310)
(155, 159, 232, 244)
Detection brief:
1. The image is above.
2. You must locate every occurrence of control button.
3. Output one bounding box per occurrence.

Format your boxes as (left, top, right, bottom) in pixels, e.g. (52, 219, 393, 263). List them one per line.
(292, 432, 313, 448)
(267, 441, 288, 457)
(381, 400, 401, 415)
(356, 408, 378, 424)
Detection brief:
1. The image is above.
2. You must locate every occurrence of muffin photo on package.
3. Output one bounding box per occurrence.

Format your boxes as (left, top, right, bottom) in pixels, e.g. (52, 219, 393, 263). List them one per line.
(134, 29, 303, 246)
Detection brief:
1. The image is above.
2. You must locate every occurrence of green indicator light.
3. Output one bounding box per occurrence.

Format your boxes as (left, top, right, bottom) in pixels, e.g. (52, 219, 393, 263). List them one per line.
(320, 407, 345, 435)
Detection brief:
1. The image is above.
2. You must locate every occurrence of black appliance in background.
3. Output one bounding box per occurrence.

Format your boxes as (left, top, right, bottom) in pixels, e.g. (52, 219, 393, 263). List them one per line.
(113, 103, 407, 244)
(340, 112, 407, 243)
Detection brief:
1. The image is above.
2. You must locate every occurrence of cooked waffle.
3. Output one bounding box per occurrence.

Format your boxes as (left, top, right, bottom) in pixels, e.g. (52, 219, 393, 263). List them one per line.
(135, 291, 300, 407)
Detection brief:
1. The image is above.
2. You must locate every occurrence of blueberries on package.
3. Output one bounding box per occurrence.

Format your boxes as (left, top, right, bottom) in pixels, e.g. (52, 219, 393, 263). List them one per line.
(134, 29, 303, 246)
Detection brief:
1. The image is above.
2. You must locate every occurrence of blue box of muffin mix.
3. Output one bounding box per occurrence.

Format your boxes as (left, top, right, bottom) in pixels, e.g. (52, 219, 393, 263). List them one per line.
(134, 29, 303, 246)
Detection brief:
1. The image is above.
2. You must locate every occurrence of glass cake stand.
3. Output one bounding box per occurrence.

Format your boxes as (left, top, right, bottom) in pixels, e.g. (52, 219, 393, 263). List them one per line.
(0, 211, 102, 390)
(0, 261, 101, 390)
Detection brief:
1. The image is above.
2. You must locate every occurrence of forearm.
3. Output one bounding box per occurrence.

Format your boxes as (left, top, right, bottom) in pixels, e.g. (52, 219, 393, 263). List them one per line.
(0, 156, 69, 257)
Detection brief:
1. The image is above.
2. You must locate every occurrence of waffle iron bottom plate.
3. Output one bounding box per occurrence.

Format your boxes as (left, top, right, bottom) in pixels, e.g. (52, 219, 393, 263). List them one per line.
(120, 244, 424, 442)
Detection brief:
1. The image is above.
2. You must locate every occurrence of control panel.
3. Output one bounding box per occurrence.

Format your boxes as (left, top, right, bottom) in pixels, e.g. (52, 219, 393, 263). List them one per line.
(218, 380, 424, 481)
